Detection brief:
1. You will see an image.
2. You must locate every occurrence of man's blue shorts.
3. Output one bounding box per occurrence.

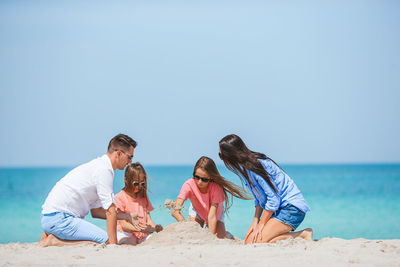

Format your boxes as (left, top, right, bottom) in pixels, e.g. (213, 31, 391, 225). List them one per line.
(41, 212, 108, 243)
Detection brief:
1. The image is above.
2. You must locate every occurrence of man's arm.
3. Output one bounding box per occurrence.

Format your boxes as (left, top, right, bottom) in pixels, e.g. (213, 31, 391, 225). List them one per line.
(90, 207, 107, 219)
(91, 207, 138, 222)
(105, 203, 117, 244)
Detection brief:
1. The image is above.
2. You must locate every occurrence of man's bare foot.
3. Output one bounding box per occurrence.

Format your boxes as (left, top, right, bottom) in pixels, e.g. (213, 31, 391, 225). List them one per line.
(39, 234, 63, 247)
(38, 232, 48, 246)
(299, 228, 313, 241)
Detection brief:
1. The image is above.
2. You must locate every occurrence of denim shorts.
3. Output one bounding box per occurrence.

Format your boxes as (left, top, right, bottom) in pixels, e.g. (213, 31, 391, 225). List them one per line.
(188, 203, 225, 223)
(41, 212, 108, 243)
(270, 204, 305, 231)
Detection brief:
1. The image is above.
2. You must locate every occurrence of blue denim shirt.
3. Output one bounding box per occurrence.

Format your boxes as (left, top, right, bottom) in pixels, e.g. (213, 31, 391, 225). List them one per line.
(243, 159, 310, 213)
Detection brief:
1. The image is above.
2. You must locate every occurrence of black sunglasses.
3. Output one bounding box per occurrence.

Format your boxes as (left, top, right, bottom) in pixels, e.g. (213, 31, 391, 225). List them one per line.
(115, 149, 133, 160)
(193, 175, 211, 183)
(218, 152, 223, 159)
(133, 182, 145, 187)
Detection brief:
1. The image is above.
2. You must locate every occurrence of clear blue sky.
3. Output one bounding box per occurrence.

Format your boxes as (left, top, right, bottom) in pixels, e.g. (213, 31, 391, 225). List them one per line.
(0, 0, 399, 166)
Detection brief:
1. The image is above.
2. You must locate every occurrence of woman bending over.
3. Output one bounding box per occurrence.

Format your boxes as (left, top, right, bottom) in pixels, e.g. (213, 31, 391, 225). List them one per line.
(219, 134, 313, 244)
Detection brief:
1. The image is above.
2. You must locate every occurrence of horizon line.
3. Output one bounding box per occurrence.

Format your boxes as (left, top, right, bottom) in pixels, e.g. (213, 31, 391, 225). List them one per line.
(1, 161, 400, 169)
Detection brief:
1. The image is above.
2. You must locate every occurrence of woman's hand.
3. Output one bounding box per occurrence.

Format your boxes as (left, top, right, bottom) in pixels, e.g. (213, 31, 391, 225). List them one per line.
(245, 218, 259, 243)
(251, 209, 273, 243)
(251, 222, 265, 243)
(245, 206, 263, 244)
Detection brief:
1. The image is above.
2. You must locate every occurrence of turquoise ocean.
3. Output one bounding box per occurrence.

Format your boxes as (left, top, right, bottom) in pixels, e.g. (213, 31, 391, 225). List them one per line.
(1, 164, 399, 243)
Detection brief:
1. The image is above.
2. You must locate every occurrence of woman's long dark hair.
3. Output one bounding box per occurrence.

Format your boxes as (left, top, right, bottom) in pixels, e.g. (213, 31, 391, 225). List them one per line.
(218, 134, 280, 194)
(193, 156, 251, 213)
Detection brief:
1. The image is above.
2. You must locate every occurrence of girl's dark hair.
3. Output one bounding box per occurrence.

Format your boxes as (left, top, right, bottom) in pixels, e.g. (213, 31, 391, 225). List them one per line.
(218, 134, 280, 193)
(193, 156, 251, 213)
(123, 162, 148, 198)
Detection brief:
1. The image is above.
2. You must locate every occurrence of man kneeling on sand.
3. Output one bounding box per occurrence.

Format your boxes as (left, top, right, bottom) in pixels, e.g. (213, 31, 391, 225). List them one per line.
(39, 134, 144, 246)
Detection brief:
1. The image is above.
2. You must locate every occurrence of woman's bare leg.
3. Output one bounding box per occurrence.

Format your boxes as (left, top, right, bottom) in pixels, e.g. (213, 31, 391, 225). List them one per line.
(254, 218, 292, 243)
(254, 219, 313, 243)
(269, 228, 313, 242)
(39, 234, 99, 247)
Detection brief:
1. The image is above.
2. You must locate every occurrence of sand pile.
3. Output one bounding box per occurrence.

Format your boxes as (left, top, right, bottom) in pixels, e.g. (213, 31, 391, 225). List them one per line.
(141, 221, 240, 247)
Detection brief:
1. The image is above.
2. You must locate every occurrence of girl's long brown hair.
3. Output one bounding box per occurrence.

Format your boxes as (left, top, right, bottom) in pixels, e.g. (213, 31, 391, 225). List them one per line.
(218, 134, 280, 194)
(193, 156, 251, 213)
(123, 162, 148, 198)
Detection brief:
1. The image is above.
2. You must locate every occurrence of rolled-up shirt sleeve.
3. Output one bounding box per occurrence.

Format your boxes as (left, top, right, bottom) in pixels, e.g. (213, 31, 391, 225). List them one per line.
(254, 174, 280, 212)
(244, 181, 260, 207)
(254, 198, 260, 207)
(95, 168, 115, 210)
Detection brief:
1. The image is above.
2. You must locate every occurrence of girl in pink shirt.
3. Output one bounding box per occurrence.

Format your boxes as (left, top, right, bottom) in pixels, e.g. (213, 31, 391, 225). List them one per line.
(115, 163, 162, 245)
(172, 156, 250, 238)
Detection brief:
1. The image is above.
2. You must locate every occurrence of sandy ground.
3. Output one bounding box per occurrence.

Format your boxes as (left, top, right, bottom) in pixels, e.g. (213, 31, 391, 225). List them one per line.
(1, 222, 399, 267)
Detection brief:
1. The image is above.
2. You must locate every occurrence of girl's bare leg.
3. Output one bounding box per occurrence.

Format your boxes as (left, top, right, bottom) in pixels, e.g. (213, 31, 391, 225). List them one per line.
(189, 216, 205, 228)
(39, 234, 99, 247)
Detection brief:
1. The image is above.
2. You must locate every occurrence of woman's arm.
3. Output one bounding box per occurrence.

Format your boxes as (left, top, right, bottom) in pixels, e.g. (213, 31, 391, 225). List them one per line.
(171, 198, 186, 222)
(207, 203, 219, 235)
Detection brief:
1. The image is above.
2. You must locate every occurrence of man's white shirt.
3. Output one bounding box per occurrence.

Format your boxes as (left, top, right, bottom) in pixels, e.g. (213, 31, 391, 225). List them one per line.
(42, 154, 115, 218)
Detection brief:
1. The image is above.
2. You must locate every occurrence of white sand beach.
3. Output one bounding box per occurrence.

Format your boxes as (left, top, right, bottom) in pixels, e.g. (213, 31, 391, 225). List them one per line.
(1, 222, 399, 267)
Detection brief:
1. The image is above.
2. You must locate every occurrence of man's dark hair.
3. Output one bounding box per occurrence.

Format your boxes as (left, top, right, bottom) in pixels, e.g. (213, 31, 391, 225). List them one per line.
(107, 134, 137, 153)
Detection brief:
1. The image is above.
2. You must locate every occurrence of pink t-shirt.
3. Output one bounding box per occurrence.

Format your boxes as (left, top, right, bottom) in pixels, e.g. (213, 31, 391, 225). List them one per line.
(115, 190, 154, 240)
(177, 178, 225, 224)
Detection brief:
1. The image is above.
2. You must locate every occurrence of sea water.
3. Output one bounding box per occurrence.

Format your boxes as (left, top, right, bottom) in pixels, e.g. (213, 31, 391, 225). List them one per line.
(0, 164, 399, 243)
